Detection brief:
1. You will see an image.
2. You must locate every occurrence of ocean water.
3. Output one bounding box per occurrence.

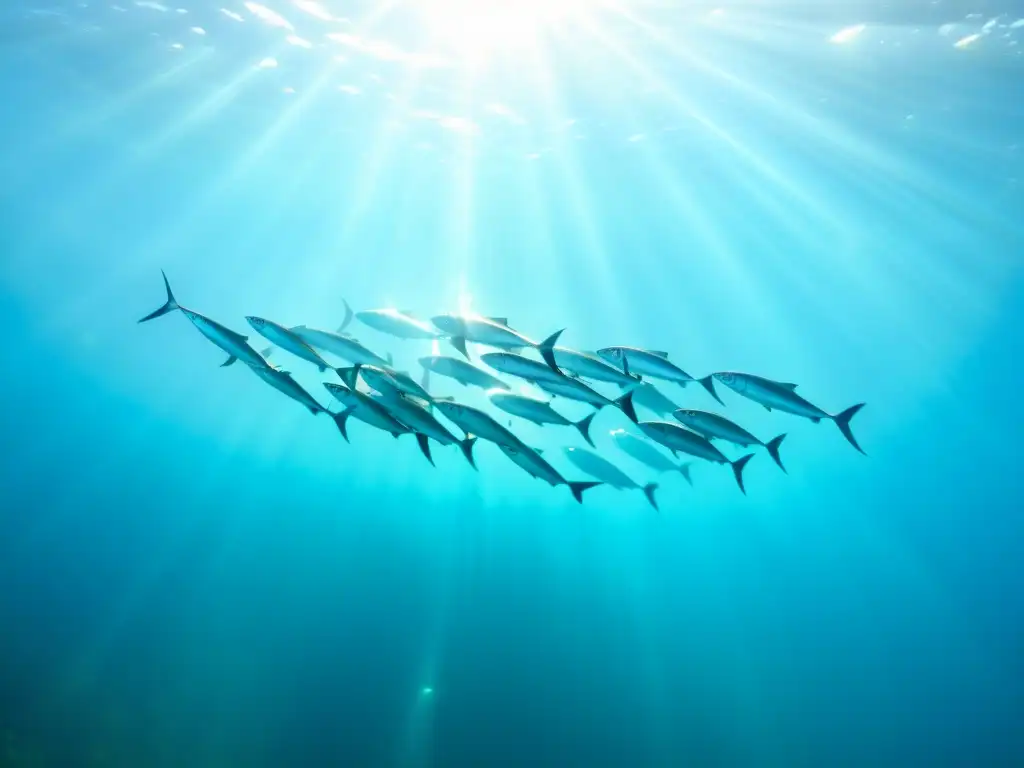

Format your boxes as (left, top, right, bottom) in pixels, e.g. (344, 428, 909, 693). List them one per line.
(1, 1, 1022, 765)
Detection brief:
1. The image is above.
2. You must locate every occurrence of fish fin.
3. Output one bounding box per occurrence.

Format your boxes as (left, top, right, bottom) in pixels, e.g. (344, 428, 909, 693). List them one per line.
(336, 364, 362, 389)
(459, 435, 478, 470)
(536, 329, 565, 374)
(289, 325, 306, 332)
(488, 316, 509, 326)
(809, 416, 820, 423)
(332, 407, 354, 442)
(763, 405, 773, 412)
(781, 382, 798, 390)
(260, 346, 274, 359)
(415, 433, 435, 466)
(731, 454, 755, 495)
(534, 447, 545, 455)
(678, 462, 694, 486)
(318, 364, 327, 373)
(400, 309, 415, 316)
(614, 391, 639, 424)
(450, 336, 470, 360)
(766, 433, 787, 472)
(433, 396, 456, 403)
(649, 350, 670, 358)
(420, 366, 431, 392)
(386, 352, 394, 367)
(698, 375, 724, 405)
(138, 269, 180, 322)
(569, 481, 602, 504)
(833, 403, 866, 455)
(575, 411, 597, 447)
(220, 355, 238, 367)
(309, 404, 324, 416)
(642, 483, 659, 511)
(338, 299, 354, 333)
(622, 357, 630, 376)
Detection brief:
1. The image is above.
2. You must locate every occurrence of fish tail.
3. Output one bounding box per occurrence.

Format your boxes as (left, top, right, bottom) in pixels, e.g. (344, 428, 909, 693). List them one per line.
(698, 375, 724, 406)
(138, 269, 180, 322)
(642, 483, 659, 511)
(614, 390, 639, 424)
(220, 355, 238, 367)
(678, 461, 694, 486)
(574, 412, 597, 447)
(536, 329, 565, 374)
(450, 336, 470, 360)
(415, 433, 435, 467)
(332, 407, 354, 442)
(568, 480, 601, 504)
(730, 453, 755, 495)
(459, 435, 478, 470)
(337, 298, 354, 333)
(833, 403, 867, 454)
(766, 433, 787, 472)
(336, 364, 362, 389)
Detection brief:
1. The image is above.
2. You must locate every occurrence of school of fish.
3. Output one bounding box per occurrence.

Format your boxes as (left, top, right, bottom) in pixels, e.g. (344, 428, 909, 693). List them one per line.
(139, 271, 867, 509)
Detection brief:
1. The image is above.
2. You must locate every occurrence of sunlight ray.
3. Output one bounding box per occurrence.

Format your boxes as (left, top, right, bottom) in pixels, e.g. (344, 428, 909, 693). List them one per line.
(525, 38, 626, 341)
(136, 43, 292, 159)
(8, 48, 213, 188)
(574, 9, 850, 235)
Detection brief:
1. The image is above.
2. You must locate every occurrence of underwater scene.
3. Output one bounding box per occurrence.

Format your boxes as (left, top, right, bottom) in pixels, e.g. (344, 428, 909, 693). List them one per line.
(1, 0, 1022, 765)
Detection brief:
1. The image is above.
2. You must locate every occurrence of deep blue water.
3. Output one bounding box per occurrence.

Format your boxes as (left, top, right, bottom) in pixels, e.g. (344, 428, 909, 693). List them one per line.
(1, 1, 1023, 765)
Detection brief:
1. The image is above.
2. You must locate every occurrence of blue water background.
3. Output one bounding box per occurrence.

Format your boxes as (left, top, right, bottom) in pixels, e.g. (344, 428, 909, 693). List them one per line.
(1, 1, 1023, 765)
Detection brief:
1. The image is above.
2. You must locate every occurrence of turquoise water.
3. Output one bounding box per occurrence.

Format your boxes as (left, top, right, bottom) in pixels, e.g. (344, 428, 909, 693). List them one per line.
(1, 1, 1023, 765)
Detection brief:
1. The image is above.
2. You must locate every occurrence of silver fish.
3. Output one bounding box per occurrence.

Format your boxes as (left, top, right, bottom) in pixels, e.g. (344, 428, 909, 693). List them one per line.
(290, 324, 390, 367)
(339, 363, 434, 405)
(418, 356, 510, 391)
(563, 447, 659, 510)
(479, 351, 564, 386)
(699, 372, 866, 454)
(638, 419, 754, 494)
(432, 401, 521, 461)
(629, 381, 680, 417)
(370, 390, 476, 469)
(495, 442, 602, 504)
(597, 346, 716, 400)
(534, 376, 639, 424)
(674, 409, 787, 472)
(553, 347, 639, 387)
(487, 390, 597, 447)
(353, 302, 440, 340)
(138, 271, 270, 369)
(608, 429, 693, 484)
(431, 314, 563, 373)
(246, 316, 331, 372)
(249, 365, 326, 416)
(323, 382, 411, 439)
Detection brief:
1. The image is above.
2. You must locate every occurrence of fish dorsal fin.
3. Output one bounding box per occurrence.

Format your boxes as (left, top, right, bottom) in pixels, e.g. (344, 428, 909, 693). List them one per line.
(780, 382, 798, 390)
(400, 309, 415, 317)
(534, 447, 545, 455)
(386, 352, 394, 367)
(289, 324, 307, 331)
(434, 396, 456, 403)
(649, 350, 669, 358)
(488, 317, 509, 326)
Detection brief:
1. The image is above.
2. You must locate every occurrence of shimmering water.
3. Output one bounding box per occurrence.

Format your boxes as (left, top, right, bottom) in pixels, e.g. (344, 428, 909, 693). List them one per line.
(1, 1, 1022, 765)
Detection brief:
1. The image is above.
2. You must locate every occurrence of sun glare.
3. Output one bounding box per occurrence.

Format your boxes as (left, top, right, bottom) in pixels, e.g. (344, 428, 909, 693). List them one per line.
(415, 0, 588, 65)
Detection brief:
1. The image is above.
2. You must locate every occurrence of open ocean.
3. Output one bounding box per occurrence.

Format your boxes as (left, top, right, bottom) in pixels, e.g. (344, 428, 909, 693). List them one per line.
(1, 1, 1022, 765)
